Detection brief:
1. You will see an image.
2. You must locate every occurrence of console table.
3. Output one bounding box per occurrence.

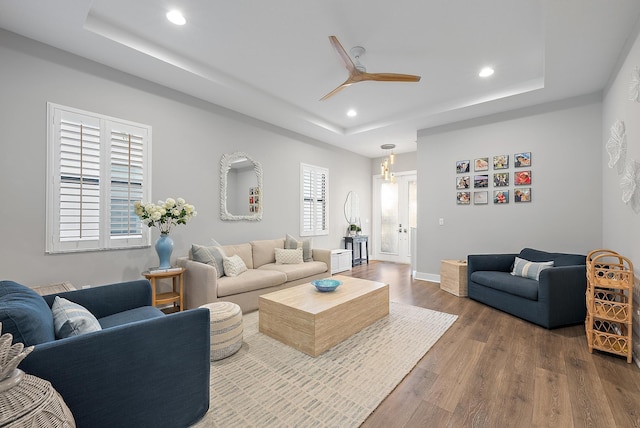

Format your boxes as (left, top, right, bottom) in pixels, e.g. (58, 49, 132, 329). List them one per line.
(344, 235, 369, 267)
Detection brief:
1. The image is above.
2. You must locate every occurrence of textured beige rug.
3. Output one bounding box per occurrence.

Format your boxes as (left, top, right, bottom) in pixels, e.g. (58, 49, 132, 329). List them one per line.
(194, 302, 457, 427)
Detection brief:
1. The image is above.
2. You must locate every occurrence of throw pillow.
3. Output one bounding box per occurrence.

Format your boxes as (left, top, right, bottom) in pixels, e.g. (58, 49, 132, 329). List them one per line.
(511, 257, 554, 281)
(51, 296, 102, 339)
(285, 233, 313, 262)
(191, 239, 227, 278)
(0, 280, 55, 346)
(223, 254, 248, 277)
(275, 247, 304, 264)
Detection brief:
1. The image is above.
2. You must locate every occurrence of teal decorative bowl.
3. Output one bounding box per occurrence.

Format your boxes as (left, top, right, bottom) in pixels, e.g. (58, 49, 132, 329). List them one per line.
(311, 279, 343, 292)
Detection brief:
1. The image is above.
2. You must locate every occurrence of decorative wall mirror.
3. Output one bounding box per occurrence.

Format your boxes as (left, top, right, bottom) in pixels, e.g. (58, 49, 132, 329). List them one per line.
(344, 191, 360, 224)
(220, 152, 263, 221)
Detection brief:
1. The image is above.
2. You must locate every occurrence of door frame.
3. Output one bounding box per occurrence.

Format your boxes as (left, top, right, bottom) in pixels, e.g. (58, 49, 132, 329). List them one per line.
(371, 170, 417, 263)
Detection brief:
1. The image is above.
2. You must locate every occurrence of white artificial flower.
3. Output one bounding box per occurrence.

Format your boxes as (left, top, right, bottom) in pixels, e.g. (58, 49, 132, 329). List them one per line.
(177, 197, 186, 205)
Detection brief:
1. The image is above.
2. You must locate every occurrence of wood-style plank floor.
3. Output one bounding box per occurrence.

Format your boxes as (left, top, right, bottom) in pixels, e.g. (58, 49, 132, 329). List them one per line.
(340, 261, 640, 428)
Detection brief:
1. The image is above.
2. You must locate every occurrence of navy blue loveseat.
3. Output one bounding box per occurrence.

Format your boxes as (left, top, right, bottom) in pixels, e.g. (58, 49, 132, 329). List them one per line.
(467, 248, 587, 329)
(0, 279, 211, 428)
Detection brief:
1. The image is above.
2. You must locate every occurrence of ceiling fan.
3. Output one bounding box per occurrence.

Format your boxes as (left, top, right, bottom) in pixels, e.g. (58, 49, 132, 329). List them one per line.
(320, 35, 421, 101)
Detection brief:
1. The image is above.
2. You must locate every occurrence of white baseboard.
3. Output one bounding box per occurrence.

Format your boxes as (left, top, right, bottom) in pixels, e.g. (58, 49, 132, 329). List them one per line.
(414, 271, 440, 283)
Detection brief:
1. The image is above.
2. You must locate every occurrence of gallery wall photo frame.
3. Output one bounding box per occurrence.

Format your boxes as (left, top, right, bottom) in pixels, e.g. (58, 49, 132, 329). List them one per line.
(474, 175, 489, 188)
(456, 192, 471, 205)
(493, 155, 509, 169)
(474, 191, 488, 205)
(515, 188, 531, 202)
(493, 190, 509, 204)
(456, 176, 470, 189)
(514, 170, 531, 185)
(474, 157, 489, 171)
(514, 152, 531, 168)
(456, 160, 470, 173)
(493, 172, 509, 187)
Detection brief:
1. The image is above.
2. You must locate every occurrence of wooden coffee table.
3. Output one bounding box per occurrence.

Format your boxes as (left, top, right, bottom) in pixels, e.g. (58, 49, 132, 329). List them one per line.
(258, 275, 389, 356)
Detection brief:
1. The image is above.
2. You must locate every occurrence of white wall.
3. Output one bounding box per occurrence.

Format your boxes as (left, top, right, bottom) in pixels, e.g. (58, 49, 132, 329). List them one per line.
(602, 22, 640, 362)
(0, 30, 371, 287)
(415, 96, 603, 279)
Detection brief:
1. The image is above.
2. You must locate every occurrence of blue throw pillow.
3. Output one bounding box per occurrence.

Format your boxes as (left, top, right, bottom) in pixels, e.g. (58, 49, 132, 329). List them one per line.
(511, 257, 554, 281)
(0, 280, 55, 346)
(52, 296, 102, 339)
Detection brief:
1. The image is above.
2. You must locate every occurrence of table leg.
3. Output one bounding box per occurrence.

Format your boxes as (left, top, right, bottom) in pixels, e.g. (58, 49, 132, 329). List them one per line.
(150, 277, 157, 307)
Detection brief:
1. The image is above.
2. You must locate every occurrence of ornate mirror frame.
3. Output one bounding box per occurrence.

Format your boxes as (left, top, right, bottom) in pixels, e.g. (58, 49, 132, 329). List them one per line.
(220, 152, 263, 221)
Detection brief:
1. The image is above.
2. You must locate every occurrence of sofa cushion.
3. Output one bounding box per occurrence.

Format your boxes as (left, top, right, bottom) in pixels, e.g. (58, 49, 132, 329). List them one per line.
(250, 239, 285, 268)
(275, 248, 304, 264)
(285, 234, 313, 262)
(511, 257, 554, 280)
(217, 269, 287, 297)
(518, 248, 586, 267)
(0, 280, 55, 346)
(259, 261, 328, 282)
(191, 241, 226, 278)
(470, 271, 538, 301)
(52, 296, 102, 339)
(221, 243, 254, 269)
(223, 255, 248, 277)
(98, 306, 165, 329)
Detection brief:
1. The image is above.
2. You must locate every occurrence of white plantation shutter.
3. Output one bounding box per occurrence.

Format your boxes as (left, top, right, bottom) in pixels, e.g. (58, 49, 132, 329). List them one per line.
(47, 103, 151, 253)
(109, 126, 145, 240)
(300, 163, 329, 236)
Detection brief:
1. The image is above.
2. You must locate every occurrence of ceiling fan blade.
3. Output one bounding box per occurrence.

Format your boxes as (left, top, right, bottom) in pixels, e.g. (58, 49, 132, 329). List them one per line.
(361, 72, 421, 83)
(328, 36, 357, 75)
(320, 81, 353, 101)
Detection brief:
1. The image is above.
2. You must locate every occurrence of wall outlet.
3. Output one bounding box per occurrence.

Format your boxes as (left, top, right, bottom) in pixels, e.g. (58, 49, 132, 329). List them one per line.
(439, 218, 444, 226)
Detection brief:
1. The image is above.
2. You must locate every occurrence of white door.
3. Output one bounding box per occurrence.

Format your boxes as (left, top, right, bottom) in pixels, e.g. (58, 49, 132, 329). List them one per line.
(372, 172, 417, 264)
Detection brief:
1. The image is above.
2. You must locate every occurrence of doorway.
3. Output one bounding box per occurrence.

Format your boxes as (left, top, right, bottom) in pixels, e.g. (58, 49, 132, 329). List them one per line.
(372, 171, 417, 264)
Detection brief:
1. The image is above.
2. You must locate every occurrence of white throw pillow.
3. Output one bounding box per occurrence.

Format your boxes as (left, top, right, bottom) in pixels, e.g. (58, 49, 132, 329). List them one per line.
(223, 254, 248, 277)
(275, 247, 304, 265)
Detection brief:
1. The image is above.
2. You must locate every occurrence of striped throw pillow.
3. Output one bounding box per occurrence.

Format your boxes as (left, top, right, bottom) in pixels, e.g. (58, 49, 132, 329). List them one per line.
(52, 296, 102, 339)
(511, 257, 554, 280)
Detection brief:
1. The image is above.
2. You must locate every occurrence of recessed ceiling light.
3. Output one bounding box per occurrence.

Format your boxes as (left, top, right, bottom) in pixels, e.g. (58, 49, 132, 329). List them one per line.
(479, 67, 494, 78)
(347, 109, 357, 117)
(166, 10, 186, 25)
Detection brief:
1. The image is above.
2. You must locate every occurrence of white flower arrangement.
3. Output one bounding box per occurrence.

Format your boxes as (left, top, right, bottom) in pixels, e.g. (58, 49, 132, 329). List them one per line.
(134, 197, 197, 234)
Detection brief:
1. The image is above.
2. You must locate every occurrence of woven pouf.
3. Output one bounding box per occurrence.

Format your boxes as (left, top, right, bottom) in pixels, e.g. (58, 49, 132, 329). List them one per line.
(200, 301, 244, 361)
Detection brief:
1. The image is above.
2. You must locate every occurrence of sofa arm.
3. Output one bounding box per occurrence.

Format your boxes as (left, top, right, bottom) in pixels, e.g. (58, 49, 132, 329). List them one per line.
(539, 265, 587, 327)
(20, 308, 211, 428)
(41, 280, 152, 318)
(312, 248, 332, 273)
(177, 257, 220, 309)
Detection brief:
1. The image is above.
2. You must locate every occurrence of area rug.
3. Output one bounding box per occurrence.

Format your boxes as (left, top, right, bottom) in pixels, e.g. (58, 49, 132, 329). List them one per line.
(194, 302, 457, 428)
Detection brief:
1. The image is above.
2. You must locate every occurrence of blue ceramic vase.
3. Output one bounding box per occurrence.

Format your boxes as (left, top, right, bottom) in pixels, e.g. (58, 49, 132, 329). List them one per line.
(155, 233, 174, 269)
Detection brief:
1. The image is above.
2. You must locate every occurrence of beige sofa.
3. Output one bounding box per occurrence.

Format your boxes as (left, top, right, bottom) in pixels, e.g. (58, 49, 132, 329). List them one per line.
(177, 238, 331, 313)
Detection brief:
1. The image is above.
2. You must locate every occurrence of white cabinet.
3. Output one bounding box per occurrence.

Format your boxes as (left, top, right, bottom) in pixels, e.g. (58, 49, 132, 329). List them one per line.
(331, 249, 353, 274)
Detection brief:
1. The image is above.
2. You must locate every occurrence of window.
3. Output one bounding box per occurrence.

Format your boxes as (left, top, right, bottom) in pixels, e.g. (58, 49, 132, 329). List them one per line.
(46, 103, 151, 253)
(300, 163, 329, 236)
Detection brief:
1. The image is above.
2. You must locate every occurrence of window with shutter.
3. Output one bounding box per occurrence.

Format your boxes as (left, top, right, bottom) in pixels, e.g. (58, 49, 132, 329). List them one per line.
(300, 163, 329, 236)
(46, 103, 151, 253)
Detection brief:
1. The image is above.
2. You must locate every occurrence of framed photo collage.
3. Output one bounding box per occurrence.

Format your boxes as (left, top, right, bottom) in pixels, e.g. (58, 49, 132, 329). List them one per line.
(456, 152, 531, 205)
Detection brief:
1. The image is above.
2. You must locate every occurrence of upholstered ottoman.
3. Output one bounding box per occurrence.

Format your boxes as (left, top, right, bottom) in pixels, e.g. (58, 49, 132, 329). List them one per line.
(200, 302, 243, 360)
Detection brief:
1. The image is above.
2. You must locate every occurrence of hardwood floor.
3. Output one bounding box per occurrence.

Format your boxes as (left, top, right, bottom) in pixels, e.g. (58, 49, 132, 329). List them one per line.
(341, 261, 640, 428)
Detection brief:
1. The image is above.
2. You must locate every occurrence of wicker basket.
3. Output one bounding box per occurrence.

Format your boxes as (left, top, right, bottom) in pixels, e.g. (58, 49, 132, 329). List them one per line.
(0, 324, 76, 427)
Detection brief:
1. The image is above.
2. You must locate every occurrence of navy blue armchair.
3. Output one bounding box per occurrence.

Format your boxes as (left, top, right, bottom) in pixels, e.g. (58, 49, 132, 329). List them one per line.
(0, 279, 210, 428)
(467, 248, 587, 329)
